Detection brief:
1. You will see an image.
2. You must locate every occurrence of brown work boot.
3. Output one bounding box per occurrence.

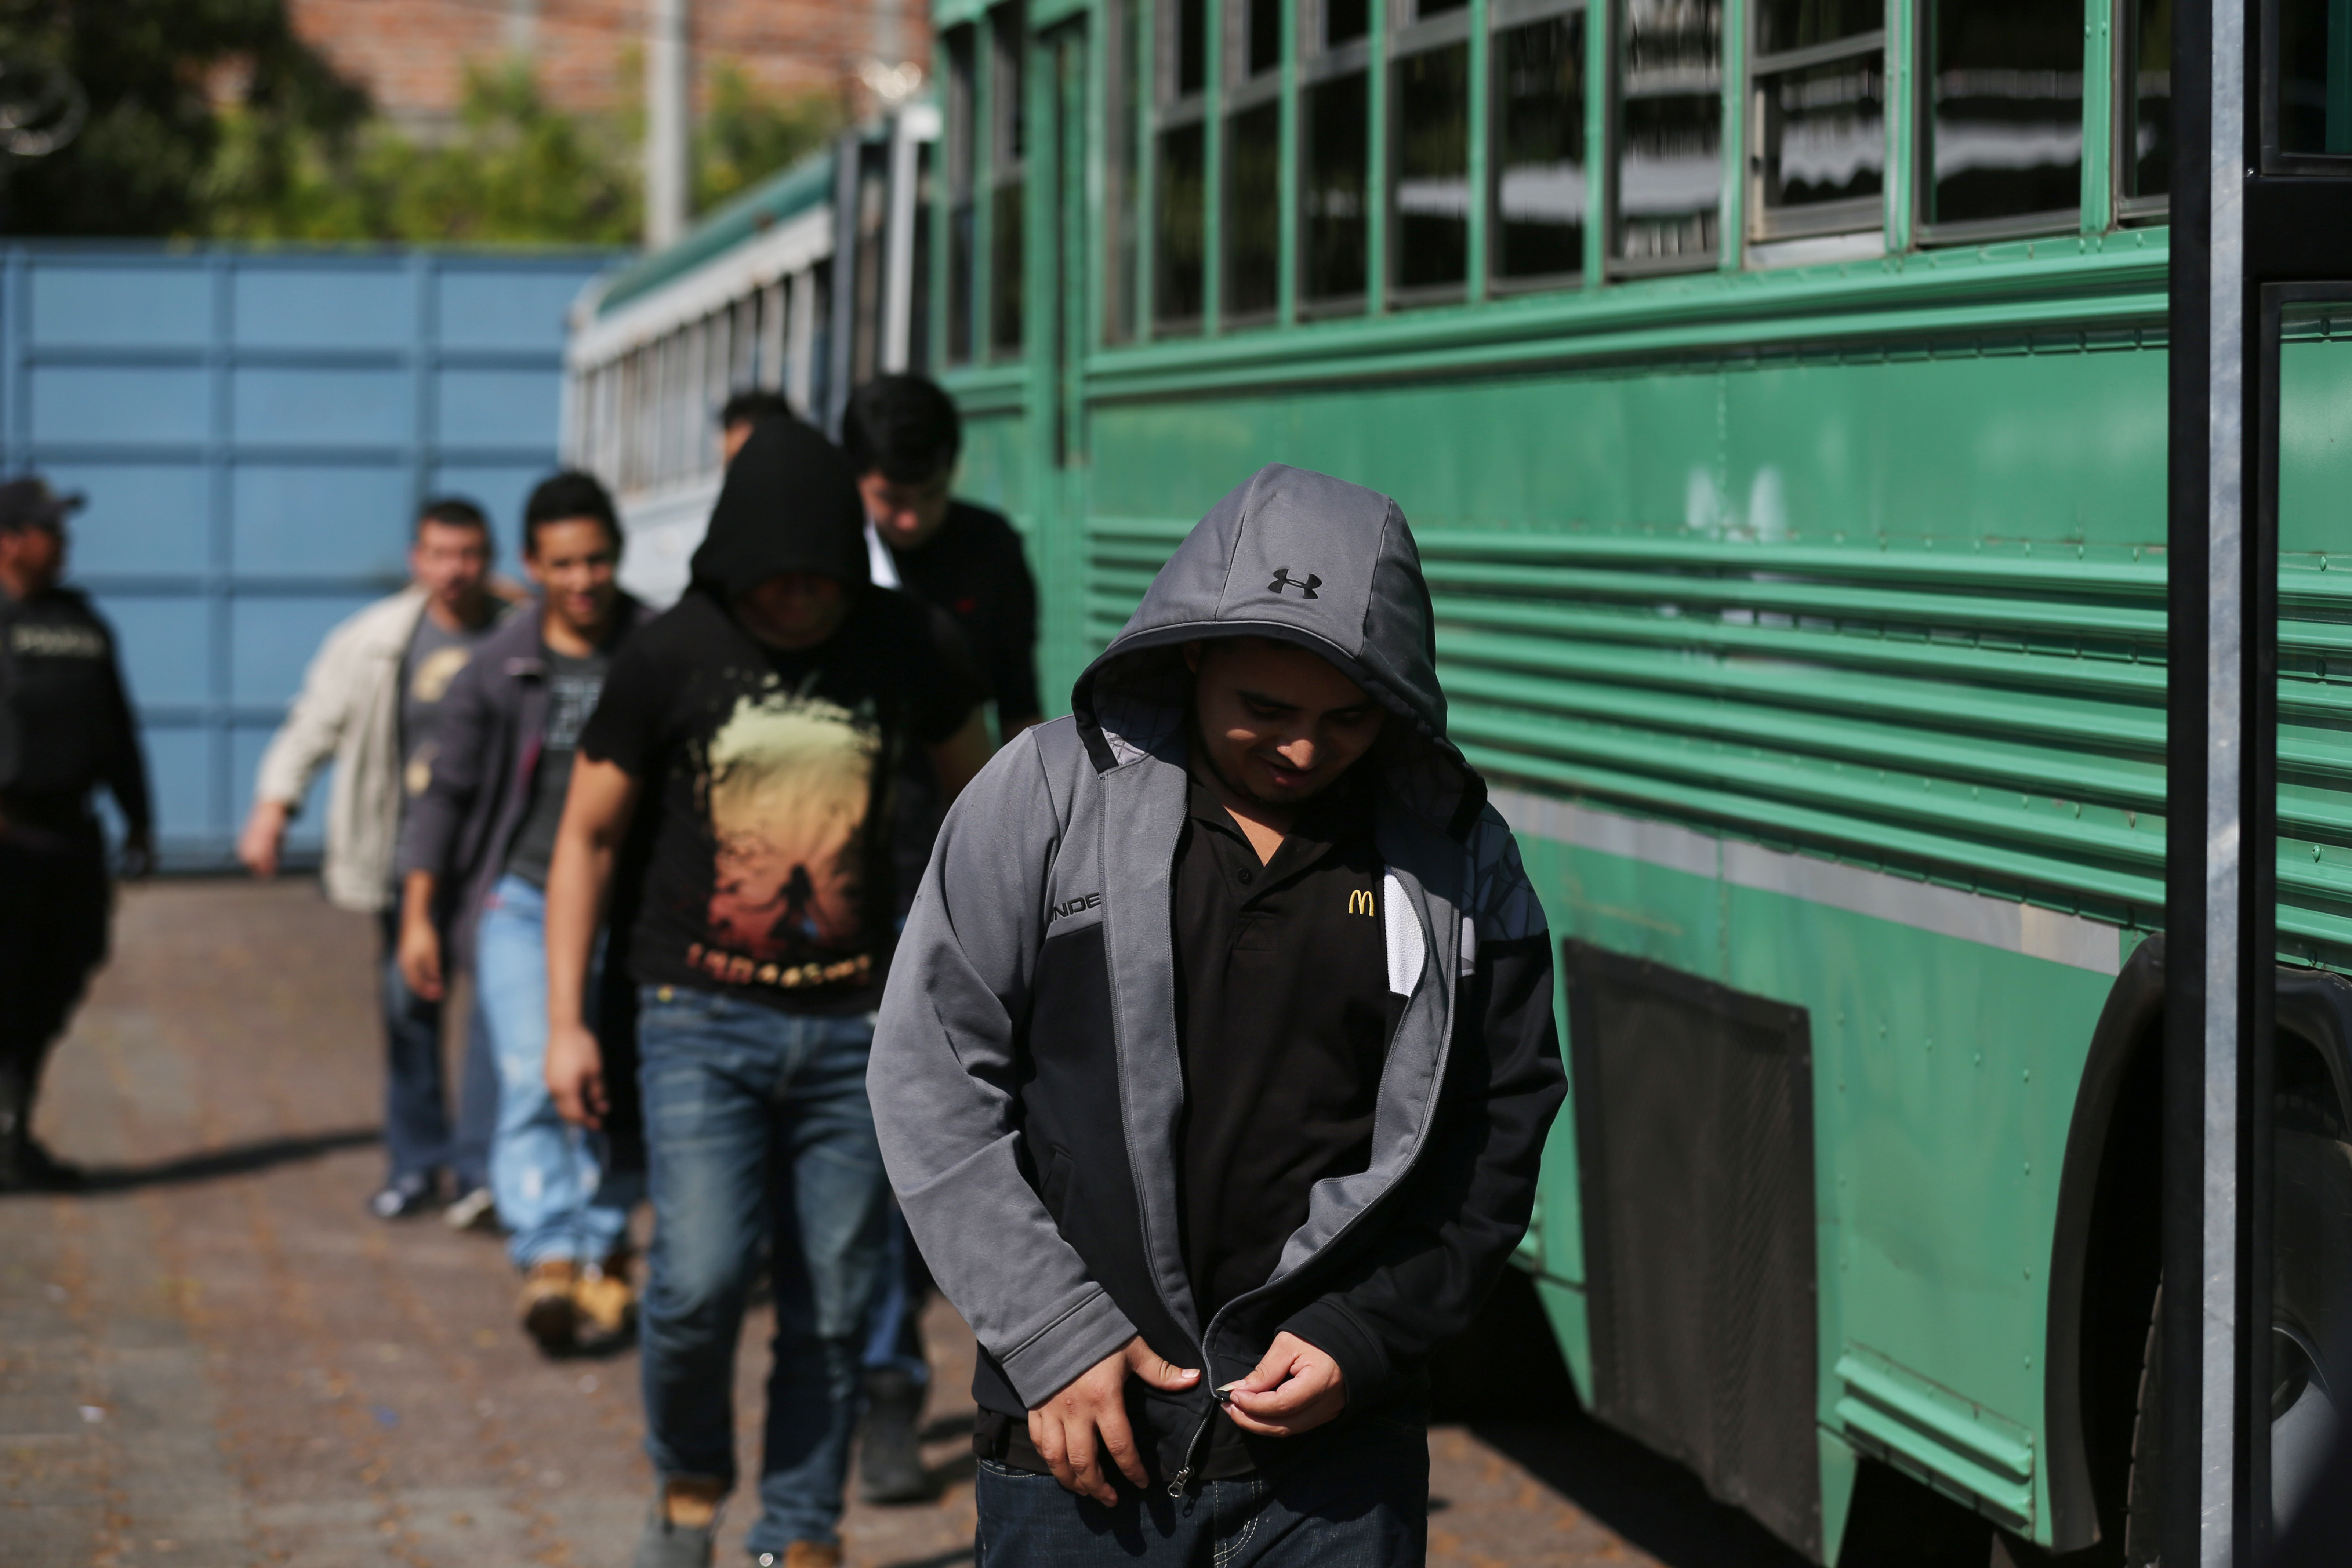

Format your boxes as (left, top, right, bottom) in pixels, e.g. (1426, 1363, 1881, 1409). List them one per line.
(519, 1259, 580, 1353)
(572, 1251, 638, 1345)
(752, 1545, 842, 1568)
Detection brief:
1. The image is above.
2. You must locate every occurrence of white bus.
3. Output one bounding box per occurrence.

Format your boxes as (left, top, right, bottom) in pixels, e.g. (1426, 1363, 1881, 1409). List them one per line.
(563, 106, 939, 605)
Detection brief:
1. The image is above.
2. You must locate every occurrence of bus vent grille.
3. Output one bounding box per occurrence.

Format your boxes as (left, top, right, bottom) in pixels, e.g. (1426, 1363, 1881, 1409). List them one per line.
(1565, 939, 1822, 1560)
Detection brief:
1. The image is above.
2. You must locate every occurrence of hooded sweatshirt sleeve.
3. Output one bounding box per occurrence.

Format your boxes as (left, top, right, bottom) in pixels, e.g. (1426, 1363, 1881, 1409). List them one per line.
(1278, 808, 1565, 1409)
(869, 725, 1142, 1406)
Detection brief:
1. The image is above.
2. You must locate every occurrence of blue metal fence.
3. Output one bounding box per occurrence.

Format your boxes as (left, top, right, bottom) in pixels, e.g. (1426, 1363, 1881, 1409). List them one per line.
(0, 246, 618, 869)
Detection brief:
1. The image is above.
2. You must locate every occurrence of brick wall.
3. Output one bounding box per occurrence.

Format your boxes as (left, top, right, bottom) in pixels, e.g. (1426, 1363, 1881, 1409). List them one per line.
(289, 0, 930, 131)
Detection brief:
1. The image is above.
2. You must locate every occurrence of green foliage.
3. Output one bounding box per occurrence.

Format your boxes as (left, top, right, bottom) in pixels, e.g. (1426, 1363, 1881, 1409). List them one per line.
(0, 0, 366, 236)
(206, 62, 644, 244)
(698, 64, 839, 212)
(3, 2, 841, 242)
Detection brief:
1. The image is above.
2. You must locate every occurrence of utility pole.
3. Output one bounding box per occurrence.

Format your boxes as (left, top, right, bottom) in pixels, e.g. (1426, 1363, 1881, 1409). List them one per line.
(645, 0, 690, 250)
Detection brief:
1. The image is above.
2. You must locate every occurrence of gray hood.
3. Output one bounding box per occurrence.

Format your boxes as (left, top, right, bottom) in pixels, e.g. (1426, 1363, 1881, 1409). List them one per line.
(1070, 464, 1486, 839)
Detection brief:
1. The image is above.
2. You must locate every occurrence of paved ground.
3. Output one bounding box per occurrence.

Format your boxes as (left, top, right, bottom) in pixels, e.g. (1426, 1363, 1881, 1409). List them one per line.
(0, 880, 1811, 1568)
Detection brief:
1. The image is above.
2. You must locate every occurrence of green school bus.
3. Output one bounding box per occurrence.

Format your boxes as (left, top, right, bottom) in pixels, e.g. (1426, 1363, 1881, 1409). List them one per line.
(567, 1, 2352, 1556)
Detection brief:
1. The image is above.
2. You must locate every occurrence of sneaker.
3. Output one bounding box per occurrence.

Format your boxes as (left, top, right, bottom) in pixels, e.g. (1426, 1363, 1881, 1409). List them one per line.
(634, 1479, 724, 1568)
(519, 1259, 580, 1354)
(572, 1251, 637, 1345)
(856, 1366, 932, 1503)
(366, 1173, 435, 1220)
(443, 1185, 499, 1233)
(752, 1546, 842, 1568)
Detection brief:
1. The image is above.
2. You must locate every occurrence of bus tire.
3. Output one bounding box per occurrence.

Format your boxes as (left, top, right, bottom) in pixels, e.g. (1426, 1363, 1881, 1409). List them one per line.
(2120, 1110, 2352, 1564)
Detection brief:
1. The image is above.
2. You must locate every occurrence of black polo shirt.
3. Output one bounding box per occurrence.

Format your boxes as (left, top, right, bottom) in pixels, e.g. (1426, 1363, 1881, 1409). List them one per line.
(1172, 766, 1399, 1327)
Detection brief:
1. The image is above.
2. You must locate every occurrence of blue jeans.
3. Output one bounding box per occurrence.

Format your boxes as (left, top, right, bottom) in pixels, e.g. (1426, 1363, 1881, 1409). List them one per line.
(377, 905, 496, 1191)
(975, 1405, 1430, 1568)
(636, 986, 890, 1553)
(475, 875, 639, 1268)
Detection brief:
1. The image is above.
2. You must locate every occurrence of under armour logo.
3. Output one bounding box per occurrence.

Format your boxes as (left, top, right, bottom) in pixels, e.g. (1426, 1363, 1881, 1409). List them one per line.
(1267, 567, 1321, 599)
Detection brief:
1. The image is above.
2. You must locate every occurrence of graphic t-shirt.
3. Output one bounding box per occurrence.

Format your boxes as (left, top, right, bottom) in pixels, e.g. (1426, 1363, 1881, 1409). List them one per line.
(578, 587, 983, 1013)
(400, 610, 493, 810)
(501, 643, 612, 889)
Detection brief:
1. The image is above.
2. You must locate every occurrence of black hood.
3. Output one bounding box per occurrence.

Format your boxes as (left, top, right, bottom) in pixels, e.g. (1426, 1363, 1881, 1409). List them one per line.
(688, 418, 869, 600)
(1071, 464, 1484, 838)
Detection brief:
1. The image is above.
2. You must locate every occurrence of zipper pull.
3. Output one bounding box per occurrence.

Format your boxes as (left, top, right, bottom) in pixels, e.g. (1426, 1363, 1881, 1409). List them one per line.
(1164, 1465, 1192, 1498)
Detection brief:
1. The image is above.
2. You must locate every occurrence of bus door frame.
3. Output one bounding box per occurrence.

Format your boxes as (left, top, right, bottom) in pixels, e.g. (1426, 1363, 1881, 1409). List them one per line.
(2167, 0, 2352, 1559)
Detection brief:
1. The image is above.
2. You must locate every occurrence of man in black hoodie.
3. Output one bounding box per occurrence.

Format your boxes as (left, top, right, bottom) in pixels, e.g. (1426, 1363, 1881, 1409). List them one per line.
(541, 422, 990, 1568)
(0, 476, 151, 1192)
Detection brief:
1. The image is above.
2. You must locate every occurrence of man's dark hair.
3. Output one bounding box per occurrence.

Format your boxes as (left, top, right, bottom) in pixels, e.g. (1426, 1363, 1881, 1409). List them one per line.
(417, 496, 492, 548)
(842, 375, 962, 484)
(522, 470, 623, 555)
(719, 389, 799, 432)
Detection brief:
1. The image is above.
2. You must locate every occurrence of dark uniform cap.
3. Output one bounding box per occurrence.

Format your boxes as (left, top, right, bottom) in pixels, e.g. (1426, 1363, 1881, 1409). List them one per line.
(0, 476, 85, 534)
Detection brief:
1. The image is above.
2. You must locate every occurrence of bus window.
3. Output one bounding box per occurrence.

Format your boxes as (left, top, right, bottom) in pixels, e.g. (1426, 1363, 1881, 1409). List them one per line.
(1106, 0, 1144, 343)
(1919, 0, 2082, 237)
(947, 25, 977, 365)
(1613, 0, 1723, 272)
(1492, 0, 1586, 290)
(1746, 0, 1883, 245)
(990, 2, 1027, 360)
(2119, 0, 2170, 211)
(1302, 0, 1373, 313)
(2273, 0, 2352, 157)
(1155, 0, 1210, 331)
(1225, 0, 1284, 322)
(1392, 0, 1474, 301)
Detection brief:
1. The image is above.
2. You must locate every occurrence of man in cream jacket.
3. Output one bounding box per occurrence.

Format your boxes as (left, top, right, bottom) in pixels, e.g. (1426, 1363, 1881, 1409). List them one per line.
(241, 497, 514, 1221)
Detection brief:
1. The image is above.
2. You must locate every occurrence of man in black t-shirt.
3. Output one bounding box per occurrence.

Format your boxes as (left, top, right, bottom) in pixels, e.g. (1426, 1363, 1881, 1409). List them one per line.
(840, 372, 1044, 1500)
(542, 421, 989, 1568)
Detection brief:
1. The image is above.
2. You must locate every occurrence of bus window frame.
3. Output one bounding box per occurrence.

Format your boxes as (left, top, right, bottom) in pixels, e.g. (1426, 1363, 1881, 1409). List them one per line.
(1743, 13, 1887, 245)
(988, 0, 1030, 362)
(1607, 0, 1725, 278)
(1909, 0, 2087, 249)
(1297, 0, 1378, 317)
(1487, 0, 1589, 298)
(2258, 0, 2352, 173)
(1104, 0, 1147, 344)
(944, 24, 981, 365)
(1220, 0, 1286, 327)
(1154, 0, 1213, 334)
(1387, 0, 1478, 308)
(2113, 0, 2170, 222)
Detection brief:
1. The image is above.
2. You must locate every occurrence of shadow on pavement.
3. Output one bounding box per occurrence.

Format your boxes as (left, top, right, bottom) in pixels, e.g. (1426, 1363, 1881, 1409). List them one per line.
(69, 1125, 380, 1193)
(1467, 1412, 1811, 1568)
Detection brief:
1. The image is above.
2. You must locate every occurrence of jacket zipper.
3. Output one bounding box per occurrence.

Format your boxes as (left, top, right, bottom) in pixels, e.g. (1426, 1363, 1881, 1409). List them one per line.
(1155, 845, 1468, 1495)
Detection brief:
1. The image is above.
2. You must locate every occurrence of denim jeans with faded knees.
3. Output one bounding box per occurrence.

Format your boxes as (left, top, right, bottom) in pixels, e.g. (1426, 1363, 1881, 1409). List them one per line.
(975, 1401, 1431, 1568)
(473, 874, 640, 1269)
(375, 905, 497, 1191)
(636, 986, 891, 1555)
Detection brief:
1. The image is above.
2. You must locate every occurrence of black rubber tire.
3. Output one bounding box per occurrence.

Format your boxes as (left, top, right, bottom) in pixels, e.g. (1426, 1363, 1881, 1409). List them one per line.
(2121, 1284, 2162, 1566)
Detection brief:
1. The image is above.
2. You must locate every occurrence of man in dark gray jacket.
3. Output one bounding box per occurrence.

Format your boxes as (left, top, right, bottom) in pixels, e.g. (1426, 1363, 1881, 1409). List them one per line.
(869, 465, 1565, 1565)
(396, 472, 651, 1351)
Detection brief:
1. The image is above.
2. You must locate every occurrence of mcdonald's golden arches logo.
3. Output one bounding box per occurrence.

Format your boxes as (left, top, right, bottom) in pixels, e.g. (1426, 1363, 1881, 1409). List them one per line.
(1347, 888, 1376, 917)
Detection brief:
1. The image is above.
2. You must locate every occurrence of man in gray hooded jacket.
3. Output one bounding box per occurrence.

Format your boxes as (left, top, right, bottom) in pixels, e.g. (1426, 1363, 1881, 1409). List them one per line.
(869, 465, 1565, 1564)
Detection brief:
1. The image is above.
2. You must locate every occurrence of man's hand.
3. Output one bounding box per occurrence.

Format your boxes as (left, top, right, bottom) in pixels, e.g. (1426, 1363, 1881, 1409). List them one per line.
(398, 912, 444, 1001)
(1027, 1337, 1199, 1504)
(237, 800, 289, 879)
(546, 1021, 607, 1129)
(118, 828, 155, 882)
(1221, 1332, 1346, 1438)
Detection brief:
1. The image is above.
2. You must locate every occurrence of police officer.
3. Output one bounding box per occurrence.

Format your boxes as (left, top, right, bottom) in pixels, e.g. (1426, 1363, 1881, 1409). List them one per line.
(0, 476, 152, 1192)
